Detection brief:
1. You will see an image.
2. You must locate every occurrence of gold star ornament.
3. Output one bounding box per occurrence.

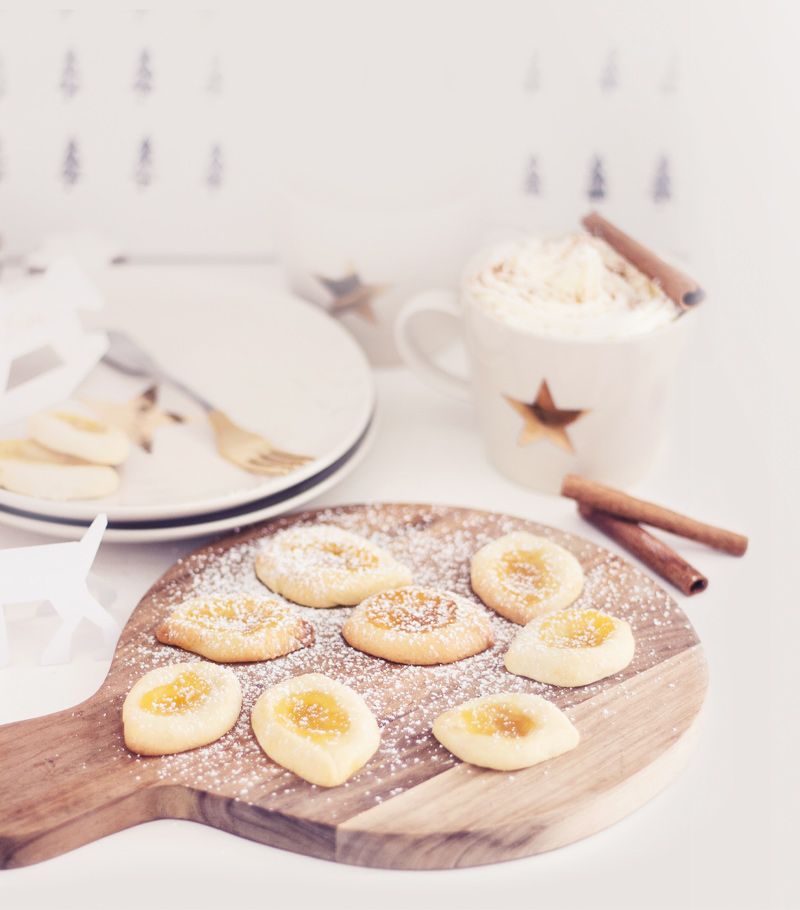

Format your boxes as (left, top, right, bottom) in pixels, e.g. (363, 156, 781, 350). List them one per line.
(83, 385, 185, 453)
(504, 380, 587, 453)
(316, 268, 386, 324)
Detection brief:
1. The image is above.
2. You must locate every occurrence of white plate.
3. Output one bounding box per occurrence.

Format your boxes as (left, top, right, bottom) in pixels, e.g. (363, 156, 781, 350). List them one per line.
(0, 412, 376, 542)
(0, 267, 374, 522)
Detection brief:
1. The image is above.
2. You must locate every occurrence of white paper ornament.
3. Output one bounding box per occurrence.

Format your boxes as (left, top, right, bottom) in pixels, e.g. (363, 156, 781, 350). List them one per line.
(0, 514, 118, 666)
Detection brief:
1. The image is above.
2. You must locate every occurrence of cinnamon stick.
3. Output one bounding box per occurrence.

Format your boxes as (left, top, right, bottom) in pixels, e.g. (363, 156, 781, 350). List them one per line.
(579, 505, 708, 596)
(582, 211, 705, 310)
(562, 474, 748, 556)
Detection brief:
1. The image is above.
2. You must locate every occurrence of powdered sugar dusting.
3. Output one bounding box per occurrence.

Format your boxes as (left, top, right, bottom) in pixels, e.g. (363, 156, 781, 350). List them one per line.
(110, 504, 699, 820)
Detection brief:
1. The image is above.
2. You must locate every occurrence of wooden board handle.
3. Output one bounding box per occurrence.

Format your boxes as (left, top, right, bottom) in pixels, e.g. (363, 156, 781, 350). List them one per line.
(0, 697, 154, 869)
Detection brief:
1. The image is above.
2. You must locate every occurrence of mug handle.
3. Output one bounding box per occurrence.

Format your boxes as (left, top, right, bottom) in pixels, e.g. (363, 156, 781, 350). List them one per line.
(394, 290, 470, 400)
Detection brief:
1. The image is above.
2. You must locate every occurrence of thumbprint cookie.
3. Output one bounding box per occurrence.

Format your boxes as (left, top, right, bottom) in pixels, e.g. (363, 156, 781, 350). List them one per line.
(28, 409, 130, 466)
(156, 593, 314, 663)
(0, 439, 119, 500)
(123, 661, 242, 755)
(342, 586, 493, 665)
(432, 692, 579, 771)
(471, 531, 584, 624)
(255, 524, 412, 608)
(251, 673, 380, 787)
(505, 607, 635, 687)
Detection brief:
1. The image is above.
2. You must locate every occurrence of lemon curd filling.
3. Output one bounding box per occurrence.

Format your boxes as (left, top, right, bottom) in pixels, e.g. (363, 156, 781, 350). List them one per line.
(498, 549, 555, 602)
(461, 702, 537, 738)
(366, 589, 457, 632)
(538, 608, 615, 649)
(293, 540, 380, 572)
(275, 690, 351, 742)
(184, 597, 283, 634)
(54, 412, 106, 433)
(140, 670, 213, 715)
(319, 541, 379, 570)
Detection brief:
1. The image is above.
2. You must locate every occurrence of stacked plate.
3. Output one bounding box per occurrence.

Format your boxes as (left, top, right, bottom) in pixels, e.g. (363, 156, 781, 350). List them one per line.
(0, 270, 375, 541)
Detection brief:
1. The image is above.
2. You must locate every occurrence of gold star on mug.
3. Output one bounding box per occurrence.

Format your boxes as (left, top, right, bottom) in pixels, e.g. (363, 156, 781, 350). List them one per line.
(316, 268, 385, 324)
(82, 385, 185, 453)
(504, 380, 587, 453)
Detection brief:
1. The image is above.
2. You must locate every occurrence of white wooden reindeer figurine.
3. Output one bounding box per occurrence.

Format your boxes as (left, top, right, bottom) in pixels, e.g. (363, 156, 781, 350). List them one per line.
(0, 514, 118, 667)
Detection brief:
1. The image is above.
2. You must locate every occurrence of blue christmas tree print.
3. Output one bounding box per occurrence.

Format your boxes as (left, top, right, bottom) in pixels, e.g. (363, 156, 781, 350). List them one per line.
(587, 156, 607, 200)
(599, 48, 618, 92)
(60, 49, 80, 98)
(207, 143, 223, 188)
(653, 156, 672, 203)
(134, 137, 153, 187)
(133, 49, 154, 95)
(62, 139, 80, 186)
(523, 155, 541, 195)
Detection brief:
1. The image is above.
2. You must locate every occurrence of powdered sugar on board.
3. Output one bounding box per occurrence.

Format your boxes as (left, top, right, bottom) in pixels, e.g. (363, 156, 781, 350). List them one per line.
(110, 503, 699, 822)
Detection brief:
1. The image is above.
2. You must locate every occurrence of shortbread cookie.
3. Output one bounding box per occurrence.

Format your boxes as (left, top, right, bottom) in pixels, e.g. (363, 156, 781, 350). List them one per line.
(471, 531, 584, 624)
(255, 524, 412, 608)
(28, 409, 130, 465)
(505, 607, 635, 687)
(123, 661, 242, 755)
(156, 593, 315, 663)
(251, 673, 380, 786)
(342, 586, 493, 665)
(0, 439, 119, 500)
(432, 692, 579, 771)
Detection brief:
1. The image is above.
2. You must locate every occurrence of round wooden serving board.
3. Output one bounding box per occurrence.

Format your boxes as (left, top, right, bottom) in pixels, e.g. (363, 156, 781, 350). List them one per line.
(0, 504, 707, 870)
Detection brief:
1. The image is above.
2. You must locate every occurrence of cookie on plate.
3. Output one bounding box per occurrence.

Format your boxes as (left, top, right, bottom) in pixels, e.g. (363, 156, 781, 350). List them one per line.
(251, 673, 380, 787)
(342, 585, 493, 665)
(123, 661, 242, 755)
(432, 692, 579, 771)
(0, 439, 119, 500)
(471, 531, 584, 624)
(505, 607, 634, 687)
(28, 410, 130, 466)
(156, 593, 314, 663)
(255, 524, 412, 608)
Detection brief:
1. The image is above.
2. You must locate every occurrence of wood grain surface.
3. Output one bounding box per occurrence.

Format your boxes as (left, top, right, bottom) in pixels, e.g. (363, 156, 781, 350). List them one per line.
(0, 503, 708, 870)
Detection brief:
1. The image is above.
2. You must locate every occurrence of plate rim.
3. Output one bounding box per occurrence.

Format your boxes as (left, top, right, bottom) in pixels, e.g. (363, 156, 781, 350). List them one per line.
(0, 414, 377, 542)
(0, 291, 375, 522)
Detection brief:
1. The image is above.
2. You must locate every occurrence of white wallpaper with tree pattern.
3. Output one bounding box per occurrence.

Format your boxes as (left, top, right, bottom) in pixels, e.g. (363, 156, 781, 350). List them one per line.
(0, 4, 705, 261)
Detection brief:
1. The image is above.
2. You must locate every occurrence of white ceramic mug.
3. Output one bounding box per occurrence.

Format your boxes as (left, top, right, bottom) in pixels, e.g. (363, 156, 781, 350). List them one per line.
(277, 190, 481, 366)
(395, 251, 694, 493)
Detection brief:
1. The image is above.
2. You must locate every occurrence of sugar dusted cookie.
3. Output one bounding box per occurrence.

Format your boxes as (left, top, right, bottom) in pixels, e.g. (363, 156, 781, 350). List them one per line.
(432, 692, 579, 771)
(123, 661, 242, 755)
(342, 585, 493, 665)
(505, 607, 635, 687)
(471, 531, 584, 624)
(29, 410, 130, 466)
(255, 524, 412, 608)
(156, 593, 314, 663)
(0, 439, 119, 500)
(251, 673, 380, 787)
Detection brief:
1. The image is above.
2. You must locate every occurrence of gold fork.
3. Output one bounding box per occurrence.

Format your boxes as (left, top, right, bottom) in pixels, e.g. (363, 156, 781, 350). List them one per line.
(102, 331, 313, 476)
(205, 411, 314, 476)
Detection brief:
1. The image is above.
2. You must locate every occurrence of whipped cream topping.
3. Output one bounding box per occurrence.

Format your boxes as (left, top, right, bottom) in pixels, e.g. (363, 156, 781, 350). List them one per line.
(469, 233, 680, 340)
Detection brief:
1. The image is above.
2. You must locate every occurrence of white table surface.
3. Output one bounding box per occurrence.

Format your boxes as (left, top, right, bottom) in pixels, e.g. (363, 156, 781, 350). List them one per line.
(0, 273, 792, 910)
